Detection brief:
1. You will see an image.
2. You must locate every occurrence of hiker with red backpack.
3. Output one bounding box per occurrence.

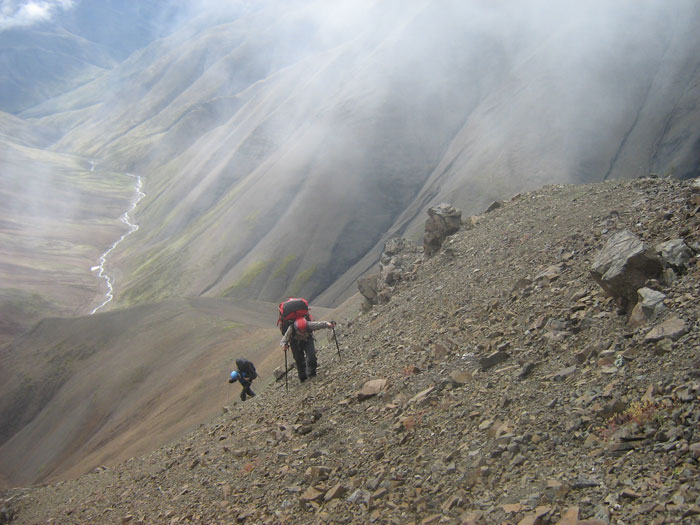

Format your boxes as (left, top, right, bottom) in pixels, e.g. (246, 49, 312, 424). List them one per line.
(277, 298, 335, 383)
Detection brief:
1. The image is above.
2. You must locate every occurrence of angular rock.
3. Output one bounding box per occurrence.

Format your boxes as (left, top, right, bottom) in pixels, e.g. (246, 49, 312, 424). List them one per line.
(518, 362, 536, 379)
(485, 201, 503, 213)
(656, 239, 693, 271)
(300, 487, 324, 502)
(590, 230, 663, 310)
(644, 316, 687, 342)
(536, 263, 565, 282)
(305, 466, 331, 483)
(628, 287, 666, 327)
(357, 378, 388, 401)
(409, 386, 435, 405)
(357, 274, 382, 305)
(424, 203, 462, 256)
(552, 365, 576, 381)
(324, 484, 348, 502)
(347, 489, 372, 506)
(479, 350, 509, 371)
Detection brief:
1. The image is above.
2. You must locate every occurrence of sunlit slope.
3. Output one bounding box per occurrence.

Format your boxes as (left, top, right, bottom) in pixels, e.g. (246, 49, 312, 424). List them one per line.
(0, 297, 299, 486)
(27, 0, 700, 310)
(45, 3, 499, 307)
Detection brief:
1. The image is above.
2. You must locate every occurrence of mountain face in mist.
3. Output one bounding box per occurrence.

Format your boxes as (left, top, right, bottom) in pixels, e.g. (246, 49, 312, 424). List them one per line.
(2, 0, 700, 322)
(0, 0, 179, 114)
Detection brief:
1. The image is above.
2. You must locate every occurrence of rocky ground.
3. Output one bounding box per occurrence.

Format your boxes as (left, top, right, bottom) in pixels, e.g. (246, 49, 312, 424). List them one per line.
(2, 176, 699, 524)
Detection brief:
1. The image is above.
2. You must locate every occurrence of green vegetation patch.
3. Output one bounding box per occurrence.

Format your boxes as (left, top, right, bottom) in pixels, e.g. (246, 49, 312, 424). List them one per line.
(223, 259, 271, 296)
(272, 254, 297, 279)
(288, 265, 316, 297)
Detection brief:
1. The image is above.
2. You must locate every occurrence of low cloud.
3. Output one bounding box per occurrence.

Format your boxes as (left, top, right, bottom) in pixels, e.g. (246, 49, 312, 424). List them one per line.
(0, 0, 75, 30)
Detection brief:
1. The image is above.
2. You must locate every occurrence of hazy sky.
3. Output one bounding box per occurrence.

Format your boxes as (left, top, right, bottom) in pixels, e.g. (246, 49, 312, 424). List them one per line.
(0, 0, 74, 29)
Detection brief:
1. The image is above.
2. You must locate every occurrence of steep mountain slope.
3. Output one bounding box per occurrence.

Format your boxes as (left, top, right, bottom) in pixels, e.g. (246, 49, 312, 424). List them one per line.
(23, 0, 699, 310)
(0, 297, 331, 487)
(3, 177, 697, 523)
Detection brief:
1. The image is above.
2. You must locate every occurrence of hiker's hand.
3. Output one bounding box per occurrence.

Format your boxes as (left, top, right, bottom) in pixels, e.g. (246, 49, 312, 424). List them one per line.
(327, 321, 336, 328)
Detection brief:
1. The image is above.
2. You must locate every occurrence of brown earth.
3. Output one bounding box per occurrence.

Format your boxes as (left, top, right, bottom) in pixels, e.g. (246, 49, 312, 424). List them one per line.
(0, 298, 335, 489)
(2, 176, 699, 524)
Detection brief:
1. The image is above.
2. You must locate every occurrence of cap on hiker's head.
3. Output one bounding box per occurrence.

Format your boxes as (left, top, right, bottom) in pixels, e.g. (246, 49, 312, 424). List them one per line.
(230, 370, 240, 381)
(294, 317, 308, 332)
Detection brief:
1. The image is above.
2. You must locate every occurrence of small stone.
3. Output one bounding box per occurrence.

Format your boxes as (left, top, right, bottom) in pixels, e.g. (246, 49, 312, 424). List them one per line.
(552, 365, 576, 381)
(557, 507, 579, 525)
(324, 484, 347, 502)
(645, 317, 687, 342)
(409, 386, 435, 405)
(620, 489, 641, 500)
(300, 487, 324, 503)
(450, 370, 472, 386)
(479, 350, 509, 371)
(357, 378, 388, 400)
(511, 454, 527, 467)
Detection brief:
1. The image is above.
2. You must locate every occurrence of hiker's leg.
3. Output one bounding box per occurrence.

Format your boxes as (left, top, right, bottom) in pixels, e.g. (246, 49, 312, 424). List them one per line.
(290, 342, 307, 381)
(240, 389, 246, 401)
(305, 338, 317, 377)
(241, 378, 255, 398)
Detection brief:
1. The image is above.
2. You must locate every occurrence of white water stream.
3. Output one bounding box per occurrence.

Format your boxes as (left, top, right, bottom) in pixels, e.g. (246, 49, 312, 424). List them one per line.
(90, 174, 145, 314)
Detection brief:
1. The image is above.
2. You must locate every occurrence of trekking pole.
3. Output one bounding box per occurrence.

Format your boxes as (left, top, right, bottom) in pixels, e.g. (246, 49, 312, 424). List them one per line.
(284, 345, 289, 392)
(331, 324, 341, 360)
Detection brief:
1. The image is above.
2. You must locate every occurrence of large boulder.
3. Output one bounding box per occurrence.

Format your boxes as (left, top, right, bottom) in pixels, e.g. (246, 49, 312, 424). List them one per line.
(590, 230, 663, 310)
(357, 274, 382, 305)
(424, 203, 462, 257)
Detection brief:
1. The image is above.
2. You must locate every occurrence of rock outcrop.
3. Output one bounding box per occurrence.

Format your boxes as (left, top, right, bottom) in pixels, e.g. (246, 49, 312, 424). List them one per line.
(590, 230, 663, 311)
(423, 204, 462, 257)
(358, 236, 420, 308)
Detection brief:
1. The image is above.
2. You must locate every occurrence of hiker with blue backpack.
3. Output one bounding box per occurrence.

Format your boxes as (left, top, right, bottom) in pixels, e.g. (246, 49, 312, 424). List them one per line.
(277, 298, 335, 383)
(228, 358, 257, 401)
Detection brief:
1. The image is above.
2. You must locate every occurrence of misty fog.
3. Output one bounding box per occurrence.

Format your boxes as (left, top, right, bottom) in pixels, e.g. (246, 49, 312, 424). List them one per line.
(1, 0, 699, 314)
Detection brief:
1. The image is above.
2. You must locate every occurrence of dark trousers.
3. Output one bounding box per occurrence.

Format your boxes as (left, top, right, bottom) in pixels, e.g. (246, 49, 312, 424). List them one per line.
(239, 378, 255, 401)
(290, 337, 317, 381)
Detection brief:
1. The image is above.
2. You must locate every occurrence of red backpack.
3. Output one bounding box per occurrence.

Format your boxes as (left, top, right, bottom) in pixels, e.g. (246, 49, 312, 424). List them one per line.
(277, 298, 311, 334)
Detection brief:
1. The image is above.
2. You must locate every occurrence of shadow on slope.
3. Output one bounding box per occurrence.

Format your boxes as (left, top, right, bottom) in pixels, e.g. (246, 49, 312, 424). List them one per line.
(0, 297, 302, 487)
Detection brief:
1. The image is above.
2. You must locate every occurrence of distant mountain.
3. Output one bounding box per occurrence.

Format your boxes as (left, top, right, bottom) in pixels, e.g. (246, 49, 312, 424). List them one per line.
(2, 0, 700, 323)
(0, 0, 179, 114)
